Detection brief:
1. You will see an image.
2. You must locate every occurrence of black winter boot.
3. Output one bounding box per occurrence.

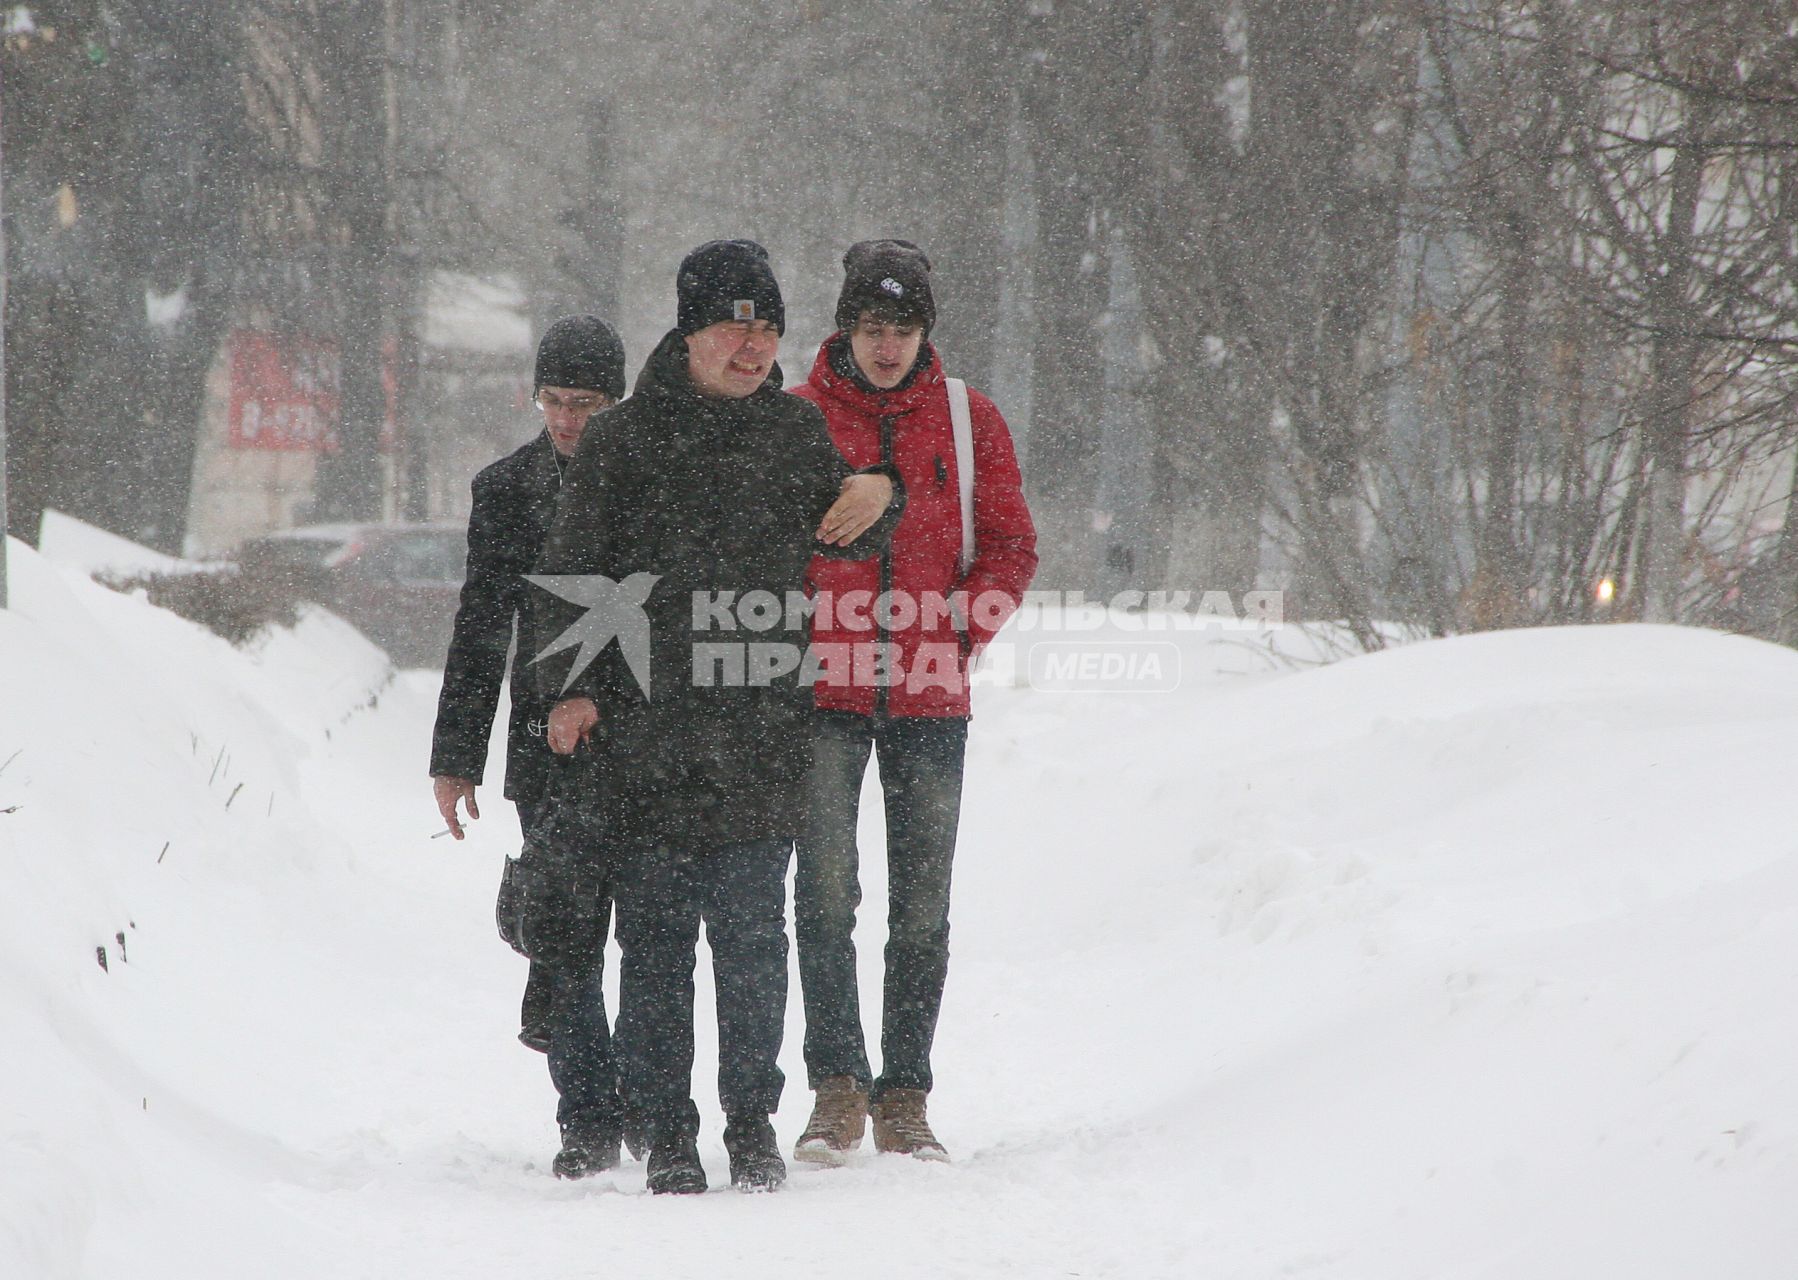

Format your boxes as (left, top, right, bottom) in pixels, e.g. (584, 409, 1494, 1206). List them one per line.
(723, 1115, 787, 1193)
(646, 1134, 707, 1195)
(553, 1122, 621, 1179)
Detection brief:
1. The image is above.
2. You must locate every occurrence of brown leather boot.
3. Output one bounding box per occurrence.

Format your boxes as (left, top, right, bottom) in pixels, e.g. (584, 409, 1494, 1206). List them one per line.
(793, 1075, 869, 1166)
(870, 1088, 949, 1161)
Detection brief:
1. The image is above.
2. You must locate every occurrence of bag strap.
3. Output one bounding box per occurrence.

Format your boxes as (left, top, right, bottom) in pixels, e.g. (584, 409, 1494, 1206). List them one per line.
(946, 377, 976, 576)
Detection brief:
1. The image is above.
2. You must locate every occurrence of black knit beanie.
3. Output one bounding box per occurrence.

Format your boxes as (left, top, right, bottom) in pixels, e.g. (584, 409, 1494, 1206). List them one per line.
(834, 239, 935, 334)
(676, 239, 786, 336)
(534, 315, 626, 400)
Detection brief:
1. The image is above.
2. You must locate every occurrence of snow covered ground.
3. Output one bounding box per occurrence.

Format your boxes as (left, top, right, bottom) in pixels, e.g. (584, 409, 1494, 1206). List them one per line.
(3, 533, 1796, 1279)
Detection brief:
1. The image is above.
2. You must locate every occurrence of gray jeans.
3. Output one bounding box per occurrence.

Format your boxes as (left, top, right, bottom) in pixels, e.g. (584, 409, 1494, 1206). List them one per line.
(794, 710, 968, 1097)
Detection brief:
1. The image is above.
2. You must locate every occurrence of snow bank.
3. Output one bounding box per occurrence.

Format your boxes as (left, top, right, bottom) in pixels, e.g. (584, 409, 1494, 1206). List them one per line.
(36, 510, 210, 578)
(0, 537, 397, 1278)
(951, 622, 1798, 1278)
(3, 536, 1796, 1278)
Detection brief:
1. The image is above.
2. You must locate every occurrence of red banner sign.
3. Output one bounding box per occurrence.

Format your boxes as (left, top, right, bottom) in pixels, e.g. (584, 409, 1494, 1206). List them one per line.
(228, 331, 342, 452)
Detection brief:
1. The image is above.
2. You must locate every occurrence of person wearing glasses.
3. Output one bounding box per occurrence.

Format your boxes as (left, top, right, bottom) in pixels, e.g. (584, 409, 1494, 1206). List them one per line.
(429, 314, 636, 1178)
(532, 241, 903, 1194)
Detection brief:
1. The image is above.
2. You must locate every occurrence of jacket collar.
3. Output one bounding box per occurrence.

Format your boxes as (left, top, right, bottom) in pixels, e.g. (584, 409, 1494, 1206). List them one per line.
(806, 333, 944, 418)
(526, 428, 567, 489)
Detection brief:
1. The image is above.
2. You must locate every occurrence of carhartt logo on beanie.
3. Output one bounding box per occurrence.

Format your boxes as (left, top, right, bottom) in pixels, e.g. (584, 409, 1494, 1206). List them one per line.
(676, 239, 786, 336)
(835, 239, 935, 334)
(535, 315, 626, 400)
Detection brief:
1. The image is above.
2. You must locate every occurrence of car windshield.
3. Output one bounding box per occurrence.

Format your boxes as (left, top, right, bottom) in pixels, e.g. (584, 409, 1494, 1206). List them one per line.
(389, 532, 468, 584)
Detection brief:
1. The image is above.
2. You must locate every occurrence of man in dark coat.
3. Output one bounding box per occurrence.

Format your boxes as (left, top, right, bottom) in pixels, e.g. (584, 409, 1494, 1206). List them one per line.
(428, 314, 633, 1178)
(529, 239, 902, 1195)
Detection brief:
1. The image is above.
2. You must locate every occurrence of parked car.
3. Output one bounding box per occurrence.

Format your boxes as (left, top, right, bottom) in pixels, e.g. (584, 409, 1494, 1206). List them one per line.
(232, 522, 468, 668)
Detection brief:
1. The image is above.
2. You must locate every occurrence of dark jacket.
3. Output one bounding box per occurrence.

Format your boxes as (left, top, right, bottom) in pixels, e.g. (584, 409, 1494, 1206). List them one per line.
(794, 336, 1037, 718)
(529, 330, 901, 852)
(430, 430, 564, 804)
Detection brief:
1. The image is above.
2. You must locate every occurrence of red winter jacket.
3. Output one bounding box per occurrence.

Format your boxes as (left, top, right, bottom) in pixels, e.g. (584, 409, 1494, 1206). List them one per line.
(794, 337, 1038, 718)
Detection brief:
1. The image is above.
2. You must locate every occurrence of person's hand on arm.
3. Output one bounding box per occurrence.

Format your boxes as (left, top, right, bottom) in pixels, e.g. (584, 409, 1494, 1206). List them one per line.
(433, 775, 480, 841)
(816, 472, 894, 546)
(547, 697, 599, 755)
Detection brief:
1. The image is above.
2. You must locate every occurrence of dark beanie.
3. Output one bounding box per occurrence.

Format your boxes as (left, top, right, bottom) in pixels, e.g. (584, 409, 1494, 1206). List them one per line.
(676, 239, 786, 336)
(535, 315, 626, 400)
(834, 239, 935, 334)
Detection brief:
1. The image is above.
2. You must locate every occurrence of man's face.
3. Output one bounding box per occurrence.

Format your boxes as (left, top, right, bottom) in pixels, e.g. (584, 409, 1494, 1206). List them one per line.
(849, 313, 926, 390)
(536, 385, 613, 456)
(685, 319, 780, 399)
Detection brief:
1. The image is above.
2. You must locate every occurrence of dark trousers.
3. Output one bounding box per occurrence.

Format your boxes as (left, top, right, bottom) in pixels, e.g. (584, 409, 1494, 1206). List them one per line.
(517, 799, 621, 1136)
(794, 710, 967, 1098)
(545, 927, 623, 1134)
(517, 796, 555, 1049)
(611, 837, 792, 1144)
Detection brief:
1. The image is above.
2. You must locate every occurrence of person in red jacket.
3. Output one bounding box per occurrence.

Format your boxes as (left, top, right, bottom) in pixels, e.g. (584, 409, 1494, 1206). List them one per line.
(790, 240, 1037, 1164)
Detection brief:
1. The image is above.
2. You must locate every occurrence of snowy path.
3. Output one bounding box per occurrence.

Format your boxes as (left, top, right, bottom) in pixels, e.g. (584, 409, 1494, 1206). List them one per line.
(6, 539, 1798, 1278)
(214, 667, 1223, 1280)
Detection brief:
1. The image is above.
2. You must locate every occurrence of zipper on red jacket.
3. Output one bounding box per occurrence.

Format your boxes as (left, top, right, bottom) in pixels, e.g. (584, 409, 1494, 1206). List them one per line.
(877, 411, 896, 720)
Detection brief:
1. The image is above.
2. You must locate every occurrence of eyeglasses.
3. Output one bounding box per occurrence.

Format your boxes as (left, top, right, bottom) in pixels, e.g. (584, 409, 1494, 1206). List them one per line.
(535, 390, 612, 414)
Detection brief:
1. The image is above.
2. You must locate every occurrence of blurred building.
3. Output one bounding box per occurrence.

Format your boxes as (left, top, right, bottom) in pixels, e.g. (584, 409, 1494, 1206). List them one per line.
(183, 271, 533, 556)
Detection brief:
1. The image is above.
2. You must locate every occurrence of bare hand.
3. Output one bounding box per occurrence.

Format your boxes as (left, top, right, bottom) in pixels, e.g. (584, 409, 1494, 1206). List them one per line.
(433, 775, 479, 841)
(548, 697, 599, 755)
(818, 473, 894, 546)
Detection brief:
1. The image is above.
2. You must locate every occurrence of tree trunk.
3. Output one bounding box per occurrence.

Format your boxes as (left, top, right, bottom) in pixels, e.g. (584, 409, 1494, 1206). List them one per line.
(1153, 359, 1268, 599)
(1638, 129, 1709, 624)
(313, 0, 394, 523)
(1768, 446, 1798, 647)
(1463, 210, 1533, 630)
(1015, 0, 1134, 592)
(926, 0, 1017, 392)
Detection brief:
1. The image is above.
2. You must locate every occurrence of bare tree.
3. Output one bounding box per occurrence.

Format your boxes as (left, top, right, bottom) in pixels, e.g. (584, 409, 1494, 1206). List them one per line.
(1122, 0, 1417, 642)
(1541, 1, 1797, 622)
(1362, 0, 1797, 637)
(1016, 0, 1151, 592)
(309, 0, 397, 522)
(3, 1, 242, 552)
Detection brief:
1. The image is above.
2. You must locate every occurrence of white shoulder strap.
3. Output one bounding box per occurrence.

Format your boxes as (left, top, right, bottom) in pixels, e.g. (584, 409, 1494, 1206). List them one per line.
(946, 377, 975, 576)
